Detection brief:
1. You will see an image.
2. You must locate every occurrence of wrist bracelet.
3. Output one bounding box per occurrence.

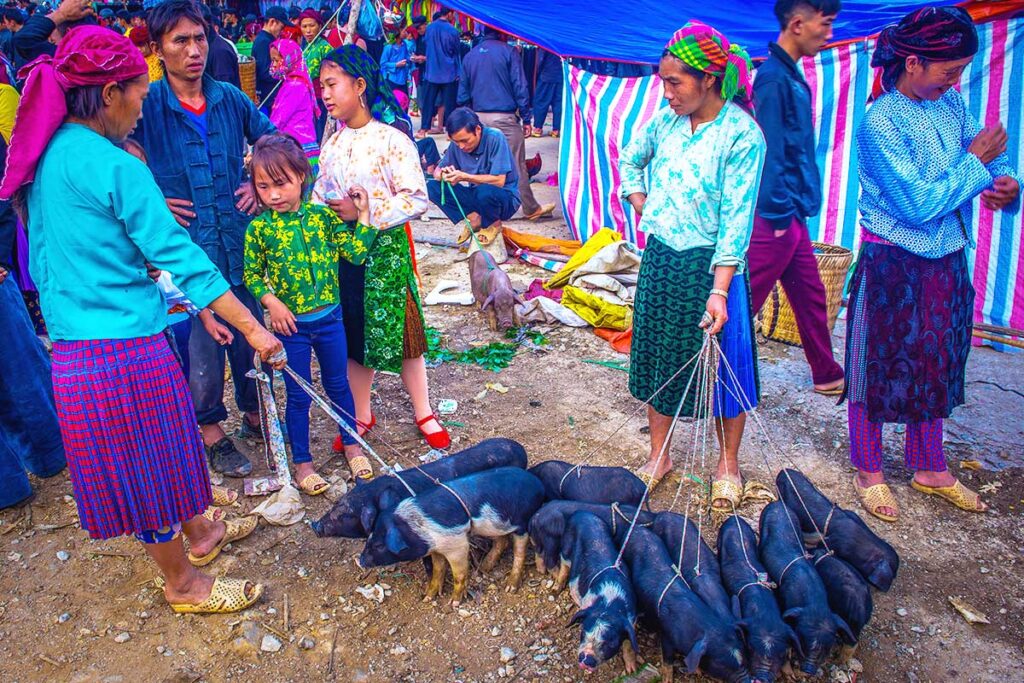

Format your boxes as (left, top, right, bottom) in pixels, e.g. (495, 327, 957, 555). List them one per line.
(710, 288, 729, 299)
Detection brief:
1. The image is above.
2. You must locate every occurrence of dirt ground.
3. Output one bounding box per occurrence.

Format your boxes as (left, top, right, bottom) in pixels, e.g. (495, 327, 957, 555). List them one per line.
(2, 134, 1023, 683)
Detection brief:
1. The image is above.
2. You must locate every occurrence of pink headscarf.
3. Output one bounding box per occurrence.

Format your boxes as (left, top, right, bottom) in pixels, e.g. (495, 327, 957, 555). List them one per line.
(270, 38, 319, 115)
(0, 26, 148, 199)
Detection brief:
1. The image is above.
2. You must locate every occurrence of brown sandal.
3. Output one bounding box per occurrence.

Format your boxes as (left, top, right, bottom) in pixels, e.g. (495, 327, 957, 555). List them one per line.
(853, 474, 900, 522)
(169, 577, 263, 614)
(911, 478, 987, 513)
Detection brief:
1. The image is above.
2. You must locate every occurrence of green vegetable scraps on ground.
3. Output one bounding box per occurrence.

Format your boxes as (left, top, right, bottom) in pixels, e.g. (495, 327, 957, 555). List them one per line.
(425, 326, 520, 372)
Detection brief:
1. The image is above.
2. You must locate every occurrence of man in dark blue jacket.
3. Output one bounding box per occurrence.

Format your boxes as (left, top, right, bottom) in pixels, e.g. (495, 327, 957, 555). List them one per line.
(417, 7, 460, 136)
(134, 0, 276, 478)
(750, 0, 845, 396)
(252, 5, 287, 112)
(531, 48, 562, 137)
(0, 136, 67, 511)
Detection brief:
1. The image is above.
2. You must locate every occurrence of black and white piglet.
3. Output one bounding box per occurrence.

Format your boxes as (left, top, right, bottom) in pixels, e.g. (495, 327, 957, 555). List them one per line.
(312, 438, 528, 538)
(718, 516, 799, 683)
(776, 469, 899, 592)
(617, 525, 750, 683)
(528, 460, 647, 506)
(559, 512, 639, 674)
(759, 502, 854, 677)
(652, 512, 734, 623)
(358, 467, 544, 606)
(529, 500, 653, 575)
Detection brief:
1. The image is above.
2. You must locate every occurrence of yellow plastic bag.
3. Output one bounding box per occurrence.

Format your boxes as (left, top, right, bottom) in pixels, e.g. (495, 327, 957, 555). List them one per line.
(562, 285, 632, 331)
(544, 228, 622, 290)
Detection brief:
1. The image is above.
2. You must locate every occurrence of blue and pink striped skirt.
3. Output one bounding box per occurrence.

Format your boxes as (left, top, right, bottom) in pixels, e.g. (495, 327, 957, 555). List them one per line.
(51, 333, 212, 540)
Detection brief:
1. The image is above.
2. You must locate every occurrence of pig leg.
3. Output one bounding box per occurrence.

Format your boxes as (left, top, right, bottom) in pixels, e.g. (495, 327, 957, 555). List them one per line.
(486, 308, 498, 331)
(660, 639, 676, 683)
(838, 643, 858, 663)
(505, 533, 529, 592)
(621, 638, 638, 674)
(423, 551, 448, 602)
(447, 540, 472, 607)
(534, 552, 546, 575)
(481, 534, 510, 573)
(552, 558, 571, 593)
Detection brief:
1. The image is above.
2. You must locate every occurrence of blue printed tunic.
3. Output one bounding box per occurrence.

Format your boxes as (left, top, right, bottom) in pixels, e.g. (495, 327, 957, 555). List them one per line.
(619, 101, 766, 272)
(857, 88, 1021, 258)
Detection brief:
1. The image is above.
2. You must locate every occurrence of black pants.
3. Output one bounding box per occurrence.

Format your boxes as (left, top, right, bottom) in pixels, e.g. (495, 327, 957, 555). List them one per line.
(427, 179, 520, 228)
(419, 80, 458, 131)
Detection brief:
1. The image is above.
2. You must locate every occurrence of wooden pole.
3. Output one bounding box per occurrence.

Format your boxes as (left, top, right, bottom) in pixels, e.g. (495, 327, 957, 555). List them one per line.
(344, 0, 362, 45)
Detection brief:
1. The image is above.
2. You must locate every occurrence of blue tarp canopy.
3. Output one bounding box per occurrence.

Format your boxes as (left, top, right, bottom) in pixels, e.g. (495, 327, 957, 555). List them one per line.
(444, 0, 938, 63)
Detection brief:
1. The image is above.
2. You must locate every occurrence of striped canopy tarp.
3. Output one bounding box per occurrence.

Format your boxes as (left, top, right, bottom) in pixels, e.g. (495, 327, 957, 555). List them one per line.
(558, 15, 1024, 332)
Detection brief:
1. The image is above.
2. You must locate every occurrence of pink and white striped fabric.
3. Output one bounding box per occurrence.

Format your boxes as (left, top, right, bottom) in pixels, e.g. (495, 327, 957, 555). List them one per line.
(558, 16, 1024, 331)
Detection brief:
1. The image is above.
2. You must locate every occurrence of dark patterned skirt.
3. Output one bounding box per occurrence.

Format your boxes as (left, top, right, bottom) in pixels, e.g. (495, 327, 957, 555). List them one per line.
(844, 244, 973, 423)
(51, 333, 212, 539)
(629, 239, 759, 418)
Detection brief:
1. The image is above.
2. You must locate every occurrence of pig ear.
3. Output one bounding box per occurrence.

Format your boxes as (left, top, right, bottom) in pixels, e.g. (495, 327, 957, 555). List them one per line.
(360, 506, 378, 535)
(567, 607, 591, 628)
(734, 620, 749, 643)
(782, 607, 804, 624)
(683, 636, 708, 673)
(867, 562, 895, 592)
(833, 614, 857, 646)
(786, 626, 805, 659)
(378, 488, 401, 512)
(482, 293, 495, 310)
(384, 526, 408, 554)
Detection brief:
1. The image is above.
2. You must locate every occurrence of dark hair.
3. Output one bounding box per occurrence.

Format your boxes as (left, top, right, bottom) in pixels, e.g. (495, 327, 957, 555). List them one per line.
(445, 106, 481, 136)
(249, 134, 312, 200)
(3, 8, 25, 25)
(660, 49, 721, 87)
(148, 0, 208, 46)
(65, 80, 133, 120)
(773, 0, 842, 30)
(56, 14, 97, 38)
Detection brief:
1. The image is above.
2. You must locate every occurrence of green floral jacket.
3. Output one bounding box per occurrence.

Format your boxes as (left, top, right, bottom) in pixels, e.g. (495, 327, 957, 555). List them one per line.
(243, 203, 376, 314)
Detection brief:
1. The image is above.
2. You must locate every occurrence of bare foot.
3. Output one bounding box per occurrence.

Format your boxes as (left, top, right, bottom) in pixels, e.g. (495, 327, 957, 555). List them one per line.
(712, 462, 742, 511)
(856, 470, 897, 518)
(637, 455, 672, 483)
(163, 570, 215, 606)
(911, 470, 955, 488)
(814, 378, 845, 393)
(186, 518, 226, 559)
(294, 462, 317, 483)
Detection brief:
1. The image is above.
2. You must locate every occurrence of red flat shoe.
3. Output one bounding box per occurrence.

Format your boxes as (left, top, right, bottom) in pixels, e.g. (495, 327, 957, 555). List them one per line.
(416, 414, 451, 450)
(332, 414, 376, 452)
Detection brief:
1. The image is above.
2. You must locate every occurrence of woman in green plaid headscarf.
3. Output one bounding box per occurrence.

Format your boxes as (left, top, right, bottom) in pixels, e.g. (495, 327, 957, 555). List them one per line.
(621, 21, 765, 512)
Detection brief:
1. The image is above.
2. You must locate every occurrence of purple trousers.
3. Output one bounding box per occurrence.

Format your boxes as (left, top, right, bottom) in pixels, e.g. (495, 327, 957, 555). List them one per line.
(848, 402, 946, 473)
(747, 215, 845, 385)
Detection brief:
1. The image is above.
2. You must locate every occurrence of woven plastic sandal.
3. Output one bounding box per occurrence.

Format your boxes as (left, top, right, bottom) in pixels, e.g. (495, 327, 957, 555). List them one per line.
(211, 485, 238, 507)
(852, 474, 899, 522)
(169, 577, 263, 614)
(188, 515, 258, 567)
(346, 454, 374, 482)
(201, 507, 225, 523)
(911, 478, 987, 513)
(711, 478, 744, 512)
(297, 472, 330, 496)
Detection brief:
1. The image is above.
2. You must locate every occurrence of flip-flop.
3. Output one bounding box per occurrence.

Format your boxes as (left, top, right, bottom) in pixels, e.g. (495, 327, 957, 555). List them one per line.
(297, 472, 330, 496)
(188, 516, 258, 567)
(211, 485, 238, 507)
(911, 478, 987, 513)
(852, 474, 899, 522)
(168, 577, 263, 614)
(711, 478, 744, 512)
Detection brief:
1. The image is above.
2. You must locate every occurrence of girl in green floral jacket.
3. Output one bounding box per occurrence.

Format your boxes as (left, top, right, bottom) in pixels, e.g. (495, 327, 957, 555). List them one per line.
(243, 134, 377, 490)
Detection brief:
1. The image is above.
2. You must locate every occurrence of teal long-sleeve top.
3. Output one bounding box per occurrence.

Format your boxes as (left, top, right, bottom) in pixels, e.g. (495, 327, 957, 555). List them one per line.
(27, 123, 229, 341)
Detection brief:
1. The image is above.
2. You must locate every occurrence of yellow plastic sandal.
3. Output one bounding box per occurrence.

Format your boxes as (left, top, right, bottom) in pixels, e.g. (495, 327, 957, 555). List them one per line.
(169, 577, 263, 614)
(346, 454, 374, 481)
(852, 474, 900, 522)
(297, 473, 330, 496)
(211, 485, 238, 507)
(911, 478, 988, 513)
(711, 478, 744, 512)
(201, 507, 225, 523)
(188, 515, 258, 567)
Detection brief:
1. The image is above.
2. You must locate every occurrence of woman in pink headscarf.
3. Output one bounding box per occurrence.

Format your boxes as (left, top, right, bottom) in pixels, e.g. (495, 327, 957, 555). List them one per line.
(0, 26, 285, 614)
(269, 38, 321, 170)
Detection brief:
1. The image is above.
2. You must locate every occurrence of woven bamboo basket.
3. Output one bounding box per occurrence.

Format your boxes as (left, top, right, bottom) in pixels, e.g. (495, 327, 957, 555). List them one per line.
(760, 241, 853, 347)
(239, 56, 256, 103)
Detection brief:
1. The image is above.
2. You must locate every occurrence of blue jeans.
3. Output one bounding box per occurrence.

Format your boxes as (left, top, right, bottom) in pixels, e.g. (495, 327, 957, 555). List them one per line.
(427, 179, 521, 229)
(187, 284, 261, 425)
(280, 306, 358, 464)
(533, 80, 562, 131)
(0, 277, 66, 509)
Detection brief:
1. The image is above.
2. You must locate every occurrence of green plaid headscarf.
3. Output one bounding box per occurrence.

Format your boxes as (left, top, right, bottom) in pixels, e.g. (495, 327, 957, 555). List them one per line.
(322, 45, 413, 137)
(665, 21, 754, 105)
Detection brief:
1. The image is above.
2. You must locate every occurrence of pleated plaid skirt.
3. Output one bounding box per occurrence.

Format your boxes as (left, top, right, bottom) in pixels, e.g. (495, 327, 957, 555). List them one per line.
(51, 333, 212, 539)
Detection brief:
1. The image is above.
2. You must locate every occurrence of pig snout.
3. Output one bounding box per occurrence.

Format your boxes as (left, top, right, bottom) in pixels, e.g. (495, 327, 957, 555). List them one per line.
(355, 554, 366, 569)
(578, 651, 599, 672)
(309, 519, 325, 537)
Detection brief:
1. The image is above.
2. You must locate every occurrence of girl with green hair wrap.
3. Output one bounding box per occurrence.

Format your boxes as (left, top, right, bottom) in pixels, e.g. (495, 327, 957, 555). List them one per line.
(620, 21, 765, 511)
(313, 45, 451, 453)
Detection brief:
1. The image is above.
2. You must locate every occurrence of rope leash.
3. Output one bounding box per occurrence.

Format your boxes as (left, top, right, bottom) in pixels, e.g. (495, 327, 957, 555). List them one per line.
(438, 179, 493, 266)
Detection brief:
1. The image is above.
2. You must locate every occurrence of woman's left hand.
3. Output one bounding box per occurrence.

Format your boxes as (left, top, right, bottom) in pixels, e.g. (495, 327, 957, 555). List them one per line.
(701, 293, 729, 335)
(981, 176, 1020, 211)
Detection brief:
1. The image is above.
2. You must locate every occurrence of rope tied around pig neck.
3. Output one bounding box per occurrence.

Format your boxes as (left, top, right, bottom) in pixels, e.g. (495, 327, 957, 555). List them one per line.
(778, 552, 813, 584)
(438, 480, 473, 519)
(608, 502, 652, 536)
(656, 565, 694, 615)
(584, 564, 627, 598)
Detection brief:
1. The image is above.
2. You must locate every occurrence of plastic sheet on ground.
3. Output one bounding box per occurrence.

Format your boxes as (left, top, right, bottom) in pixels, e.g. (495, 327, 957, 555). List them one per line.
(544, 227, 622, 290)
(515, 297, 589, 327)
(250, 484, 305, 526)
(562, 286, 632, 331)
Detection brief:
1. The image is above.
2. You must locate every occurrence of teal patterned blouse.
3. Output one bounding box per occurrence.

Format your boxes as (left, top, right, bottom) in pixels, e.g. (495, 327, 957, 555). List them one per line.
(619, 101, 766, 272)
